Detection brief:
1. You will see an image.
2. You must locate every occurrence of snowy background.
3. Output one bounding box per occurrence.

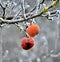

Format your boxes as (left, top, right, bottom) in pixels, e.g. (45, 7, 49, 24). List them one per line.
(0, 0, 60, 62)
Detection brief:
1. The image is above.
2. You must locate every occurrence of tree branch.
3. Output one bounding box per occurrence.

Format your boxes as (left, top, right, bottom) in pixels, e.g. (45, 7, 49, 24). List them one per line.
(0, 0, 59, 24)
(0, 3, 6, 19)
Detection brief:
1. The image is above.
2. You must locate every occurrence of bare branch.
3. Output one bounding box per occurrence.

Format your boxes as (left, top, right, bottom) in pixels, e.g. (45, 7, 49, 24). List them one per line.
(0, 0, 59, 24)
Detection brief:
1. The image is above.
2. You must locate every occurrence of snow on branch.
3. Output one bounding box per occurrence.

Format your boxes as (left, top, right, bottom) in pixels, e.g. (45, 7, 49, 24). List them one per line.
(0, 0, 59, 24)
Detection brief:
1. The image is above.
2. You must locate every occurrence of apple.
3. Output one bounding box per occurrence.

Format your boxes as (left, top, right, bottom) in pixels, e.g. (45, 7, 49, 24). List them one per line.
(21, 37, 34, 50)
(26, 24, 40, 37)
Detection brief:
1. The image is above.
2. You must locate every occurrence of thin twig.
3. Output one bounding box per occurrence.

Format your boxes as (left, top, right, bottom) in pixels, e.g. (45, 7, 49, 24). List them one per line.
(0, 0, 59, 24)
(0, 3, 6, 19)
(1, 12, 43, 24)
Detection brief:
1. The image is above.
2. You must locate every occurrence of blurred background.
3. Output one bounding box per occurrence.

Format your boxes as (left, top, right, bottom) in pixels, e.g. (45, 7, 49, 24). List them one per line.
(0, 0, 60, 62)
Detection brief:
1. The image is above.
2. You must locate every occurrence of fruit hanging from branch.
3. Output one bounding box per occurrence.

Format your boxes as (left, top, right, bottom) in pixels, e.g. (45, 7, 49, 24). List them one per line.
(21, 37, 34, 50)
(26, 24, 40, 37)
(0, 0, 59, 51)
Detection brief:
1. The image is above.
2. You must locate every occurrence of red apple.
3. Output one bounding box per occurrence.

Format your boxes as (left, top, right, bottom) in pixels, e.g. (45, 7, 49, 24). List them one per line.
(21, 37, 34, 50)
(26, 24, 40, 37)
